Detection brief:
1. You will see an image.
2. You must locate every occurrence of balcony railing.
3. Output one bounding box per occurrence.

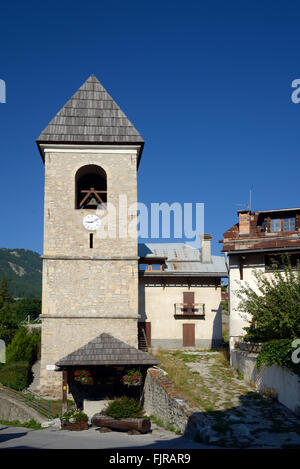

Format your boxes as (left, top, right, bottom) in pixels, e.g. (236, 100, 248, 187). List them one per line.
(174, 303, 205, 316)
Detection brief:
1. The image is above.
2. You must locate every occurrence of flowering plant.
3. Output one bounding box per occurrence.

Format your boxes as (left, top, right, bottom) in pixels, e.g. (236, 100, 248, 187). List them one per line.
(61, 408, 88, 424)
(74, 369, 93, 385)
(121, 369, 143, 387)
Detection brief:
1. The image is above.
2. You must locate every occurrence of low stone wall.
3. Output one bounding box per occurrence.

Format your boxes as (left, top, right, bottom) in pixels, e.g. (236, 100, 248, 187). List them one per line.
(143, 368, 208, 438)
(0, 390, 46, 423)
(231, 349, 300, 415)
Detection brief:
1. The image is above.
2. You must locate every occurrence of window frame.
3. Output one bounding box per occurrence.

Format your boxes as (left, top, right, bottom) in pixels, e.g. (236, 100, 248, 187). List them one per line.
(269, 216, 296, 233)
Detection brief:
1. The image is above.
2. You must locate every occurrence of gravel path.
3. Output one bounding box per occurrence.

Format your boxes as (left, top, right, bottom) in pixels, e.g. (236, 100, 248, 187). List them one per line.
(179, 351, 300, 448)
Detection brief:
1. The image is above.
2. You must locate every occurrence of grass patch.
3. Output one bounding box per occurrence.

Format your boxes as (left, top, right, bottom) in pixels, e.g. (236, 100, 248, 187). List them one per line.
(150, 414, 164, 428)
(152, 349, 251, 412)
(0, 419, 42, 429)
(149, 415, 182, 435)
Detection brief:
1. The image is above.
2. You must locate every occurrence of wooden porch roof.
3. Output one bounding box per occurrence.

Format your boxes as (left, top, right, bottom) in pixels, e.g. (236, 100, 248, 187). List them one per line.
(55, 333, 158, 367)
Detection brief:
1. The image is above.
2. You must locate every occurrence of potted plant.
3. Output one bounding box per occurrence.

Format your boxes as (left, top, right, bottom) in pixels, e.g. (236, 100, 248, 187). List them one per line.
(121, 369, 143, 387)
(74, 369, 93, 385)
(61, 408, 89, 431)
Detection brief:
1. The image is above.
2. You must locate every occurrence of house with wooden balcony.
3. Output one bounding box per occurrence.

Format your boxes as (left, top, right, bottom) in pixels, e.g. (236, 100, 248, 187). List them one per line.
(138, 235, 227, 350)
(221, 207, 300, 354)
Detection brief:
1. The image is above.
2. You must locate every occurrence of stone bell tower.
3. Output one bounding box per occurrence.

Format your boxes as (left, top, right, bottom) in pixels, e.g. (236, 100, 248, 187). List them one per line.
(36, 75, 144, 396)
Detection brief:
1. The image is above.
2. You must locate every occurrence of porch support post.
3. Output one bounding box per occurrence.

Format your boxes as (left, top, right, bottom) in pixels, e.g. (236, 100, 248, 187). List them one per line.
(62, 369, 68, 414)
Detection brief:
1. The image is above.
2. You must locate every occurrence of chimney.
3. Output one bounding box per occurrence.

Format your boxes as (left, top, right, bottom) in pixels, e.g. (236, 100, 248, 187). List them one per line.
(238, 210, 251, 234)
(200, 234, 212, 263)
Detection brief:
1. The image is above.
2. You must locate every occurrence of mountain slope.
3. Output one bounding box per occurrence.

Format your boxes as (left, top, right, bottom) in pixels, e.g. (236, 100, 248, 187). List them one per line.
(0, 248, 42, 298)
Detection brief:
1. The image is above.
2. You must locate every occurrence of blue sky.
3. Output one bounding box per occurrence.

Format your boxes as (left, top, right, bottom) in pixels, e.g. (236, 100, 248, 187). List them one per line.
(1, 0, 300, 256)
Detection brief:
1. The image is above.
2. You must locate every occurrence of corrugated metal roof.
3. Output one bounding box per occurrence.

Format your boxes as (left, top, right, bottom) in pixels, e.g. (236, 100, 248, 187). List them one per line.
(256, 207, 300, 214)
(138, 242, 227, 276)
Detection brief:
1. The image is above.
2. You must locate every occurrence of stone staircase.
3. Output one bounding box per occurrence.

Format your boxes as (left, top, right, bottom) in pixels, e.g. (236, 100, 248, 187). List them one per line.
(138, 326, 148, 352)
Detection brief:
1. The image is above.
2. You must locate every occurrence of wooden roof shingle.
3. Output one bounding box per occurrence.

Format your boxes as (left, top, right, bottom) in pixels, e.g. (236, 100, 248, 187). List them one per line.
(55, 333, 158, 367)
(36, 74, 144, 147)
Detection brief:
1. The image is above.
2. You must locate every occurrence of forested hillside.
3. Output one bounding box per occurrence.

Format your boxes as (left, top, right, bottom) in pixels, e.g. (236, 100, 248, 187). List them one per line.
(0, 248, 42, 298)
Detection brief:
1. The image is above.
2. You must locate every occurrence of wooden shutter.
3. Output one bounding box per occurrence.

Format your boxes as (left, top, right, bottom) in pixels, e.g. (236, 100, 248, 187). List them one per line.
(183, 292, 195, 314)
(145, 322, 151, 347)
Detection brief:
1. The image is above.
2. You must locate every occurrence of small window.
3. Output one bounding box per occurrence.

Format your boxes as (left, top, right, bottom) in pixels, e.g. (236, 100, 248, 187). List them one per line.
(269, 217, 296, 233)
(138, 262, 165, 271)
(265, 253, 300, 270)
(283, 217, 296, 232)
(270, 218, 281, 232)
(151, 264, 162, 271)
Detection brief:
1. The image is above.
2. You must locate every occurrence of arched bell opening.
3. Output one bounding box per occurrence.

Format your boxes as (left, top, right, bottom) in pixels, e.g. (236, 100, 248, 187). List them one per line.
(75, 164, 107, 209)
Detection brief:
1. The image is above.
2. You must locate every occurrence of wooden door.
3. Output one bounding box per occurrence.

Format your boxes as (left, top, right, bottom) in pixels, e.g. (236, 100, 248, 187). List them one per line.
(145, 322, 151, 347)
(182, 324, 195, 347)
(183, 292, 195, 314)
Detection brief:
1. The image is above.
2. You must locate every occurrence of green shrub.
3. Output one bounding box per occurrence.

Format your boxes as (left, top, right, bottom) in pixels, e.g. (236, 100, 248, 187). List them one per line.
(105, 397, 145, 419)
(0, 362, 31, 390)
(6, 327, 41, 365)
(236, 255, 300, 342)
(257, 339, 300, 377)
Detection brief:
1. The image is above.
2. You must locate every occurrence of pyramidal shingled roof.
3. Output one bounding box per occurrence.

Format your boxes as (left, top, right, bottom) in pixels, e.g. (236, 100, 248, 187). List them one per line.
(36, 74, 144, 146)
(55, 333, 158, 367)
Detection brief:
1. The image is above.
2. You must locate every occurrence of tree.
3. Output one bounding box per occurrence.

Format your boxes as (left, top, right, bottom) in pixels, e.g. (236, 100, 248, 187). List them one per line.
(0, 303, 18, 344)
(0, 274, 13, 304)
(6, 326, 41, 365)
(236, 255, 300, 342)
(12, 298, 41, 323)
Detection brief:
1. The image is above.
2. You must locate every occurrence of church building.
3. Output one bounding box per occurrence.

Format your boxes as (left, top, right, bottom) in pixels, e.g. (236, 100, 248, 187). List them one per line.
(36, 75, 226, 397)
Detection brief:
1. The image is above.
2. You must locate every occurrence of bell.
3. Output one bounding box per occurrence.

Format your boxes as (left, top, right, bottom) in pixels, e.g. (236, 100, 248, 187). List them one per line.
(85, 196, 99, 208)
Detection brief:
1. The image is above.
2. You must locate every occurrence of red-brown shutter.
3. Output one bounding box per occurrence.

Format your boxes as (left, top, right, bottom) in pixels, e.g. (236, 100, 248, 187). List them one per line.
(183, 292, 195, 314)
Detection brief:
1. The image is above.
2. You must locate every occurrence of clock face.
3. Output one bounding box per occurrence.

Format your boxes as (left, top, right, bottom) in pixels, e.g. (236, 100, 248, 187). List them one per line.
(82, 214, 101, 231)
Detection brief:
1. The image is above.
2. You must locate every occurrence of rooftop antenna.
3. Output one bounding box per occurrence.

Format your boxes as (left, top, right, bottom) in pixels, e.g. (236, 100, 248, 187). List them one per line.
(235, 186, 254, 211)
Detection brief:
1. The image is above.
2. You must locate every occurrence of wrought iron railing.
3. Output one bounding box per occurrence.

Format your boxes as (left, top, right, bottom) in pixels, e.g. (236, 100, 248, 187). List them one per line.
(174, 303, 205, 316)
(0, 384, 53, 419)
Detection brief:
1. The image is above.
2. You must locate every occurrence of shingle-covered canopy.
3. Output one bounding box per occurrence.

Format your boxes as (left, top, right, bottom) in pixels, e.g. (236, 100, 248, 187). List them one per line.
(36, 74, 144, 163)
(55, 333, 158, 367)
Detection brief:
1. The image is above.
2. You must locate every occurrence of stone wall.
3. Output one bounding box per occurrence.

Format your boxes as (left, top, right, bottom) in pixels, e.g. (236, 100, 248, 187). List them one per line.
(0, 390, 46, 424)
(40, 147, 140, 396)
(231, 349, 300, 415)
(143, 368, 208, 437)
(42, 259, 138, 318)
(43, 149, 138, 257)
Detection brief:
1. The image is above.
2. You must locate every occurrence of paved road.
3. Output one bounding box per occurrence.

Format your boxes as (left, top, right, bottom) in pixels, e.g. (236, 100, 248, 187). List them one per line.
(0, 424, 215, 450)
